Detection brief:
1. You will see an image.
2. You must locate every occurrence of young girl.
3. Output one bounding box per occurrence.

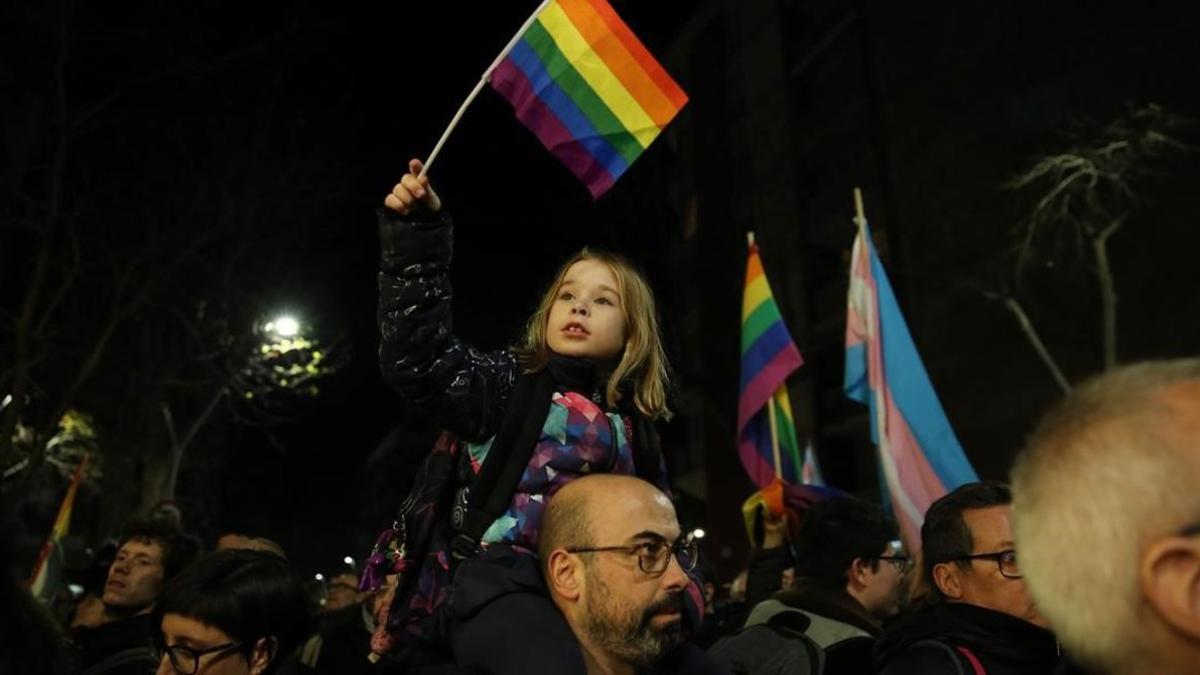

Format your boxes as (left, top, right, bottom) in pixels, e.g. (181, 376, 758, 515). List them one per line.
(370, 159, 690, 672)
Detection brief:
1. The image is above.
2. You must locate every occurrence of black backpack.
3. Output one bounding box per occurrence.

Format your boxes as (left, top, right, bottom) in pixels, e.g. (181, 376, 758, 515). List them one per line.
(709, 605, 825, 675)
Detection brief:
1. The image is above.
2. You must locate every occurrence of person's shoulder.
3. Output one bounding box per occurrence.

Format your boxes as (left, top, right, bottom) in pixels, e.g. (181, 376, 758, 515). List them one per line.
(878, 639, 965, 675)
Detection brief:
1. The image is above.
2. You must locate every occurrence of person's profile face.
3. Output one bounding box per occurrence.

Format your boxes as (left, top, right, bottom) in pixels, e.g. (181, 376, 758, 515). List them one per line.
(578, 488, 689, 666)
(861, 541, 906, 618)
(957, 505, 1048, 627)
(103, 538, 166, 613)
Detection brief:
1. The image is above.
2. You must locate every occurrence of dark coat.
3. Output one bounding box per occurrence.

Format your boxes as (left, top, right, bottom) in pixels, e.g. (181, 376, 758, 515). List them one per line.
(875, 602, 1062, 675)
(377, 207, 518, 443)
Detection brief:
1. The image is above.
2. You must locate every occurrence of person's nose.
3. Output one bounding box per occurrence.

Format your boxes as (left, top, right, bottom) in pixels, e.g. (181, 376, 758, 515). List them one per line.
(661, 553, 689, 592)
(570, 300, 589, 316)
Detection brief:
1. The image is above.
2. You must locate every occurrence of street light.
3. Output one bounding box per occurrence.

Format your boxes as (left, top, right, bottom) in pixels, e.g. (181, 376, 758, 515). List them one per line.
(343, 556, 355, 566)
(314, 573, 325, 581)
(265, 315, 300, 337)
(692, 528, 706, 540)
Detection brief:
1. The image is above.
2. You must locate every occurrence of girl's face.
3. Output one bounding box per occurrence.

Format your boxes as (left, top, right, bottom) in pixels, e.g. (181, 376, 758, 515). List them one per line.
(546, 259, 627, 362)
(157, 613, 261, 675)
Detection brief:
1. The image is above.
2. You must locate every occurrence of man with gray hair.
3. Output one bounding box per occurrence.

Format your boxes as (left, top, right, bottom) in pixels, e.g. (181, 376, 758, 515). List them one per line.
(1012, 359, 1200, 674)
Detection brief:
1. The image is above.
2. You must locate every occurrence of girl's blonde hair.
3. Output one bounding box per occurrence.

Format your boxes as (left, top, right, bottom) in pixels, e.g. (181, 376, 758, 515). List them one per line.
(515, 249, 672, 420)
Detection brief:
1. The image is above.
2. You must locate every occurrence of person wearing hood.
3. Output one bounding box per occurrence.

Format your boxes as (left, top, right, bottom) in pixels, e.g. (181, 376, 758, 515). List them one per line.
(875, 482, 1062, 675)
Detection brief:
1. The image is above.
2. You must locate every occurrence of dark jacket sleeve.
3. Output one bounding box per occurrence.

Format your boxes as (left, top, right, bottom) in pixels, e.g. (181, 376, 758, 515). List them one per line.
(744, 546, 792, 607)
(377, 207, 518, 442)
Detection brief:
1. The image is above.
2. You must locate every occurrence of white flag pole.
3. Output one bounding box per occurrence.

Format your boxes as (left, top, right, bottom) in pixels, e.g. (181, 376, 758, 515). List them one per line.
(418, 0, 552, 178)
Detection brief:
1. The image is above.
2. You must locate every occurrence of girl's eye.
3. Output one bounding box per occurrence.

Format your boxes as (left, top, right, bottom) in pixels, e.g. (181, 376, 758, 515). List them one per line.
(559, 292, 574, 301)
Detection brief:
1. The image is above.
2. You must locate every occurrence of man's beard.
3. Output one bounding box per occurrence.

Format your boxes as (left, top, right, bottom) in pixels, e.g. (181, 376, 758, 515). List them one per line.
(582, 569, 684, 668)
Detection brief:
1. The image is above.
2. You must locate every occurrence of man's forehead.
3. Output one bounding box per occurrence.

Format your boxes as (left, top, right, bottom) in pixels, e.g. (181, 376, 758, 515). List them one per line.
(594, 489, 680, 541)
(120, 537, 165, 557)
(963, 505, 1014, 548)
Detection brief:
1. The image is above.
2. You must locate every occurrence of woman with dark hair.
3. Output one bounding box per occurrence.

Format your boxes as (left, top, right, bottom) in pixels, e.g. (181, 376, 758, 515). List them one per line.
(154, 549, 311, 675)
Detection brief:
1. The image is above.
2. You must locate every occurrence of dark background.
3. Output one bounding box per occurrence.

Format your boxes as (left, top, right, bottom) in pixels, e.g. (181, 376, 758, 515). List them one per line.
(3, 0, 1198, 582)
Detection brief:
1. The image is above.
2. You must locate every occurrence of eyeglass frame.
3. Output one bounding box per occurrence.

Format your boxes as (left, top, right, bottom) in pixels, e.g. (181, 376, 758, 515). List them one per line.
(954, 549, 1021, 579)
(868, 554, 914, 574)
(158, 640, 244, 674)
(566, 535, 699, 575)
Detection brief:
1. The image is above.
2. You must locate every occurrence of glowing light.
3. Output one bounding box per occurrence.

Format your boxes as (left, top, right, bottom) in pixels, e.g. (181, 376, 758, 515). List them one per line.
(343, 556, 355, 566)
(692, 528, 706, 540)
(314, 573, 325, 581)
(272, 316, 300, 337)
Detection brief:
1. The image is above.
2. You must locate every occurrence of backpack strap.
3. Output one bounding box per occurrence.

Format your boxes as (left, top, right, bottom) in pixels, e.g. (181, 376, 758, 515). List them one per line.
(450, 370, 555, 560)
(955, 645, 986, 675)
(909, 639, 986, 675)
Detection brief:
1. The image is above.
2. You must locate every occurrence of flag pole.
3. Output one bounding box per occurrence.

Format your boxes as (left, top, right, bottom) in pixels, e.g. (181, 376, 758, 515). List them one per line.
(768, 395, 783, 479)
(853, 187, 867, 230)
(419, 0, 552, 178)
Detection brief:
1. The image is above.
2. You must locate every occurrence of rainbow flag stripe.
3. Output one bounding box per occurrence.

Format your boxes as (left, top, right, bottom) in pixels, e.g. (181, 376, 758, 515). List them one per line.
(738, 242, 805, 487)
(490, 0, 688, 198)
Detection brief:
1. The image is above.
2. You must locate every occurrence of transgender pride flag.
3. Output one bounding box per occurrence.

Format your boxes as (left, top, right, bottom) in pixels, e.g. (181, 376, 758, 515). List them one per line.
(738, 235, 805, 488)
(845, 216, 978, 550)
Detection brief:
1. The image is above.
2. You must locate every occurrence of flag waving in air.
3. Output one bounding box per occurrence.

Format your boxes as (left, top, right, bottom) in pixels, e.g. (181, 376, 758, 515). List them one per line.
(28, 457, 87, 603)
(844, 198, 978, 550)
(738, 233, 805, 487)
(489, 0, 689, 198)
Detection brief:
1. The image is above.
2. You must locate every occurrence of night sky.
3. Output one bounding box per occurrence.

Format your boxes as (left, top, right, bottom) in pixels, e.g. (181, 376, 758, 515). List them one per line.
(5, 0, 1200, 581)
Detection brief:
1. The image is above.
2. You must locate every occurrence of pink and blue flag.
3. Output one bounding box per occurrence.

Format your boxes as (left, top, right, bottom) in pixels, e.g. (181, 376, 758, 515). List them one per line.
(844, 218, 978, 550)
(738, 238, 805, 487)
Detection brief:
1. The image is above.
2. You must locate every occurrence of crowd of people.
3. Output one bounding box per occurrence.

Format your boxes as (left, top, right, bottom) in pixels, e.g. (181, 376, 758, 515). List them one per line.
(4, 160, 1199, 675)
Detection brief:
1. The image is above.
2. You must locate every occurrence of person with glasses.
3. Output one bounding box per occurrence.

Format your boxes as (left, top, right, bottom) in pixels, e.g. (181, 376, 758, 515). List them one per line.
(1013, 359, 1200, 675)
(538, 474, 726, 675)
(710, 495, 907, 675)
(876, 481, 1063, 675)
(154, 549, 311, 675)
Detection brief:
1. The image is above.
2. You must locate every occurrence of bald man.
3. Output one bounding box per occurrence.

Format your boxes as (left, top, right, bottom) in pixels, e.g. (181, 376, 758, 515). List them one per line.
(539, 474, 725, 675)
(1013, 359, 1200, 674)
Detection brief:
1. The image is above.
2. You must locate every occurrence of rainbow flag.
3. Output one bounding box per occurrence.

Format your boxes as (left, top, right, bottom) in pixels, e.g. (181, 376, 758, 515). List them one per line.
(28, 458, 87, 602)
(844, 218, 978, 550)
(738, 237, 805, 487)
(489, 0, 688, 198)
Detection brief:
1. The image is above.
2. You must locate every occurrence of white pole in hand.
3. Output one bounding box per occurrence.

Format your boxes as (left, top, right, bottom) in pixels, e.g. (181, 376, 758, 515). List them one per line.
(419, 0, 553, 178)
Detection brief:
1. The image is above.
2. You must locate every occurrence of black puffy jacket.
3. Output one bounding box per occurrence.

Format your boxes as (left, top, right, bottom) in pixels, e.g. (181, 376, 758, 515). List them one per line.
(377, 207, 518, 443)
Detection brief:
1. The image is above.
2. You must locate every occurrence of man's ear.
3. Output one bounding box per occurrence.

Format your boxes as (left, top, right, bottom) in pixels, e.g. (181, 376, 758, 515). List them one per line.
(847, 558, 870, 590)
(249, 636, 278, 675)
(1140, 536, 1200, 641)
(932, 562, 963, 600)
(546, 549, 583, 603)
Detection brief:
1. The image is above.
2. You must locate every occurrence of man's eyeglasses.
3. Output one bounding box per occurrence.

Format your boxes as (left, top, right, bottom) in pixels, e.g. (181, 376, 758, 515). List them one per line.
(956, 549, 1021, 579)
(869, 555, 914, 575)
(567, 536, 699, 575)
(158, 641, 243, 674)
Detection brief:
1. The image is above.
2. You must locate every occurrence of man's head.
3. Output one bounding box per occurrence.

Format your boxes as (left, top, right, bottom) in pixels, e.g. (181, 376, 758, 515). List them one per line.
(324, 572, 364, 612)
(102, 518, 198, 616)
(1013, 359, 1200, 674)
(922, 482, 1045, 627)
(539, 475, 691, 670)
(793, 496, 907, 619)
